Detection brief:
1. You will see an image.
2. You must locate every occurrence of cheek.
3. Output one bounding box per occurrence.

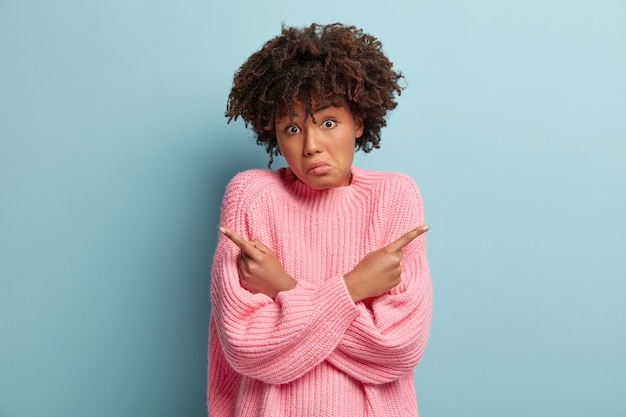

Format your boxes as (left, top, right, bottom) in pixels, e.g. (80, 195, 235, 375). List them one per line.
(344, 136, 357, 152)
(338, 140, 356, 163)
(276, 137, 291, 156)
(277, 140, 301, 166)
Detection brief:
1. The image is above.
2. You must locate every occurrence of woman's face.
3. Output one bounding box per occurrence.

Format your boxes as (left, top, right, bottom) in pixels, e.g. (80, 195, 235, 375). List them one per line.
(275, 100, 364, 190)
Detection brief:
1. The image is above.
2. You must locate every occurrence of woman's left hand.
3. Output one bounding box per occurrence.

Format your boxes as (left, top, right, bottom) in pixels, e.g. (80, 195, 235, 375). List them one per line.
(219, 227, 297, 299)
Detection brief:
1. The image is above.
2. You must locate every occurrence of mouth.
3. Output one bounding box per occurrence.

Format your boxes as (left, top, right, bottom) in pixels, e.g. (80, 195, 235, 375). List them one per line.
(306, 162, 333, 175)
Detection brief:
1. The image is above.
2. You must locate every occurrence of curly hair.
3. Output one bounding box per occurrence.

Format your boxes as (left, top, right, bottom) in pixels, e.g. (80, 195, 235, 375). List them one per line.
(226, 23, 404, 166)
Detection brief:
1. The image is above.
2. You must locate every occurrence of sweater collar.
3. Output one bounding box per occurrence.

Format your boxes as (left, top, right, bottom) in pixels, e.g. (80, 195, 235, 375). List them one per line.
(278, 166, 366, 212)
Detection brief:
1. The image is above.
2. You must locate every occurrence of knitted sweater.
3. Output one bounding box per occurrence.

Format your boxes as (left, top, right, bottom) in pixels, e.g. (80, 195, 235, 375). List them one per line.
(208, 166, 432, 417)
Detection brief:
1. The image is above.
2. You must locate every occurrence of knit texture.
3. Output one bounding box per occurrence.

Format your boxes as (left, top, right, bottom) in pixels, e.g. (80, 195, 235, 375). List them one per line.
(208, 166, 432, 417)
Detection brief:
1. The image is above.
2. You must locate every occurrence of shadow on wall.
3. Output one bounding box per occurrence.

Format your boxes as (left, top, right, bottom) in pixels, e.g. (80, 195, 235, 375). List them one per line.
(200, 132, 271, 288)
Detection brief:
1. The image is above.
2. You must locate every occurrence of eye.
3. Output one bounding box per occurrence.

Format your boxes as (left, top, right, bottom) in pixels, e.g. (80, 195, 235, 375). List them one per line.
(284, 125, 300, 135)
(322, 119, 337, 129)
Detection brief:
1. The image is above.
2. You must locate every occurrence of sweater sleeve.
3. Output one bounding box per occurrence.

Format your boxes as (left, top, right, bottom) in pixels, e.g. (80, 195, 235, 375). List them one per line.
(326, 175, 433, 384)
(210, 172, 360, 385)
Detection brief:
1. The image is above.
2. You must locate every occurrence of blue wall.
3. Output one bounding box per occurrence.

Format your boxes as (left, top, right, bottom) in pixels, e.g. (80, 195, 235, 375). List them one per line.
(1, 1, 624, 416)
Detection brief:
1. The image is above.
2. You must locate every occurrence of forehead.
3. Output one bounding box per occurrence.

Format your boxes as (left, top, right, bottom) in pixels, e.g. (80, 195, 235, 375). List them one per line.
(277, 97, 349, 119)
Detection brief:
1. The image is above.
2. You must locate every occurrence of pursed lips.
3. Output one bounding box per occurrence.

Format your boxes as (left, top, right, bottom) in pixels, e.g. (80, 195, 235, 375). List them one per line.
(306, 162, 333, 174)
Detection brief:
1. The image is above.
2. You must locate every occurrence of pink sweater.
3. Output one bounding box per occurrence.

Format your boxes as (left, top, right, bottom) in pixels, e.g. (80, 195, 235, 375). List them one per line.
(208, 167, 432, 417)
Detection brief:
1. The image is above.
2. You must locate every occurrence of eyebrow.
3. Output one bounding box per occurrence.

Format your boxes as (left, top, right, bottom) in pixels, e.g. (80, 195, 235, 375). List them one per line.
(276, 103, 340, 123)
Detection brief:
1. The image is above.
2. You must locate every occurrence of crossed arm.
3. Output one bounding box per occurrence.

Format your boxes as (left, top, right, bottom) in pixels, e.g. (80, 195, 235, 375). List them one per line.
(219, 224, 428, 303)
(211, 222, 430, 385)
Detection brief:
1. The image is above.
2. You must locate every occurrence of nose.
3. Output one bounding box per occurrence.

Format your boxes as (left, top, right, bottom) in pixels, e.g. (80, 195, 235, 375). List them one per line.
(303, 128, 322, 156)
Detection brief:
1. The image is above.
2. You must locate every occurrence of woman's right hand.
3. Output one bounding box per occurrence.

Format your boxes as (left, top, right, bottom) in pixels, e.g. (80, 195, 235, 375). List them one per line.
(219, 226, 297, 299)
(343, 225, 429, 303)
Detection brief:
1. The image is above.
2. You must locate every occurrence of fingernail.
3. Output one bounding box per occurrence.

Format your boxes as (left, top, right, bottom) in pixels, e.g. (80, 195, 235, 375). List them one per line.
(219, 227, 227, 234)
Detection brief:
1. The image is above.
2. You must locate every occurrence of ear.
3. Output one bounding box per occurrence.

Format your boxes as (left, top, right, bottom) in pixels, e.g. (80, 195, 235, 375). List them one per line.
(354, 116, 365, 138)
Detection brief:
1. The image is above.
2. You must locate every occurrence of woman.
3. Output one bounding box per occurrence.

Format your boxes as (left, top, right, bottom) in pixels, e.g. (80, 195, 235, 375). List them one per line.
(209, 22, 432, 417)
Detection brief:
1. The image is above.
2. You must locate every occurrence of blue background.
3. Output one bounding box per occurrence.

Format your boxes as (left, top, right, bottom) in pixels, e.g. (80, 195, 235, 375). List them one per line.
(1, 0, 625, 416)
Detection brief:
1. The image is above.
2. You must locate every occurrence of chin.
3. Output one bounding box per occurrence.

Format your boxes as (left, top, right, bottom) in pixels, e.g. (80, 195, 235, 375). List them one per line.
(308, 178, 348, 190)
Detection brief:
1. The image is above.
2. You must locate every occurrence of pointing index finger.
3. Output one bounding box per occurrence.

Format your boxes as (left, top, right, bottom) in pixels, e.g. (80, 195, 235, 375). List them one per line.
(219, 226, 256, 255)
(387, 225, 429, 251)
